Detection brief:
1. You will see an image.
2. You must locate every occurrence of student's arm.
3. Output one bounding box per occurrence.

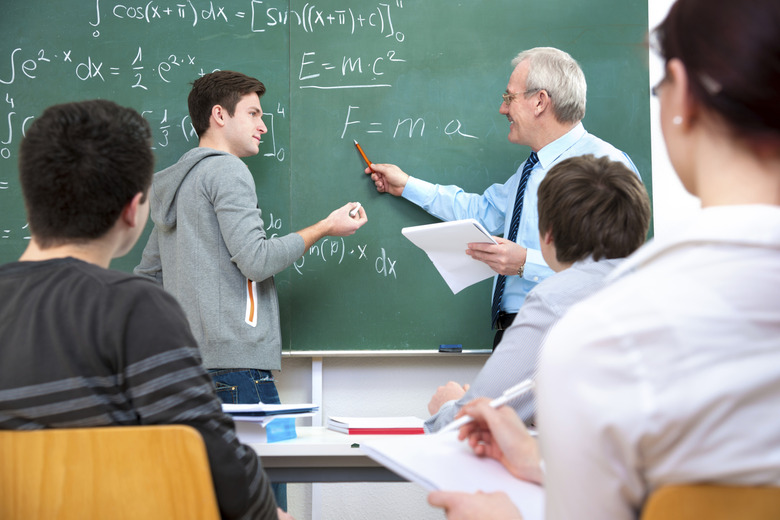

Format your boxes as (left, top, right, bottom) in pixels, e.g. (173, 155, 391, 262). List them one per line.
(425, 287, 560, 432)
(133, 227, 163, 284)
(208, 158, 305, 282)
(295, 203, 367, 252)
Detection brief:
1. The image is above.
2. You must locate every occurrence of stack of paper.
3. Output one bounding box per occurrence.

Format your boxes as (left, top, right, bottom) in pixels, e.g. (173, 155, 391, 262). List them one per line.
(401, 218, 498, 293)
(223, 402, 319, 443)
(361, 431, 544, 519)
(327, 416, 425, 435)
(223, 402, 319, 417)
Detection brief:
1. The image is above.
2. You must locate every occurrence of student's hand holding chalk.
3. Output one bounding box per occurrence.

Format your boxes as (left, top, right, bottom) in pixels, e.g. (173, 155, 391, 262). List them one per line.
(466, 237, 528, 276)
(456, 398, 544, 485)
(365, 163, 409, 197)
(321, 202, 367, 237)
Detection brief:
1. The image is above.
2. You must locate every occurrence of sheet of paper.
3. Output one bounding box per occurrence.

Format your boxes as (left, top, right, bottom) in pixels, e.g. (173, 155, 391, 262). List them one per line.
(401, 219, 498, 294)
(361, 431, 544, 520)
(222, 402, 319, 416)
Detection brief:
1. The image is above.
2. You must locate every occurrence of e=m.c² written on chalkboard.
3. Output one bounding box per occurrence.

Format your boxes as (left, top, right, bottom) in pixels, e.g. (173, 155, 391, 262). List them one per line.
(0, 0, 650, 353)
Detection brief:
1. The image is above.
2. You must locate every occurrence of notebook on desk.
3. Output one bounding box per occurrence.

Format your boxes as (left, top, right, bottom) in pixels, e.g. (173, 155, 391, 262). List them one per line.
(327, 416, 425, 435)
(361, 431, 544, 520)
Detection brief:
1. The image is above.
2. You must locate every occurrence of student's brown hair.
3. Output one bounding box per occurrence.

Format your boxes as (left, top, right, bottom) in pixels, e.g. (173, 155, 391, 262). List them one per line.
(537, 155, 651, 264)
(188, 70, 266, 138)
(19, 99, 154, 248)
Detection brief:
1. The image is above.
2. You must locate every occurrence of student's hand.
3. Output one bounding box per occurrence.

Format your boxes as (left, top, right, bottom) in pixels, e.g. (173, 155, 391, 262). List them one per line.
(428, 490, 523, 520)
(365, 163, 409, 197)
(324, 202, 368, 236)
(457, 399, 544, 485)
(466, 237, 527, 276)
(277, 507, 296, 520)
(428, 381, 469, 415)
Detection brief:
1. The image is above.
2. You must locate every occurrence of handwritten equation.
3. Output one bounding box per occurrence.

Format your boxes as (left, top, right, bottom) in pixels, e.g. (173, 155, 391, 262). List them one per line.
(267, 213, 399, 279)
(88, 1, 404, 37)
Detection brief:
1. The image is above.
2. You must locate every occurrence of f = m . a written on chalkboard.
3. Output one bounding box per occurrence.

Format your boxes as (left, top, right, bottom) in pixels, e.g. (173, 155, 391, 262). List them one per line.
(0, 0, 649, 352)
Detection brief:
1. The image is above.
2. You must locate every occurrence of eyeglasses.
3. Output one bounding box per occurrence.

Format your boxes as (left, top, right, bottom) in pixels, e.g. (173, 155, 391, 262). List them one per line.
(502, 89, 541, 105)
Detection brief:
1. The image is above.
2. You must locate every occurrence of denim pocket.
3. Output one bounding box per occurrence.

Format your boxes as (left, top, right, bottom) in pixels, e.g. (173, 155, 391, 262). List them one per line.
(213, 380, 238, 404)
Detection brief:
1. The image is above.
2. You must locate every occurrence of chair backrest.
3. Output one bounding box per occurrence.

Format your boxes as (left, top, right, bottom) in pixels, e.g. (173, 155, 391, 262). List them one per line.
(641, 484, 780, 520)
(0, 424, 220, 520)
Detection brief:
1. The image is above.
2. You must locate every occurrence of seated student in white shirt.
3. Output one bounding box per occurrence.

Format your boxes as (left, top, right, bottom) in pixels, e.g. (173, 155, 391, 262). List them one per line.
(424, 153, 651, 432)
(428, 0, 780, 517)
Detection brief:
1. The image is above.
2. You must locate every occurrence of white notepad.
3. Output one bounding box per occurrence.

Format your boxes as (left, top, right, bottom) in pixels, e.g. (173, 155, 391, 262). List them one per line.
(402, 219, 498, 294)
(361, 431, 544, 520)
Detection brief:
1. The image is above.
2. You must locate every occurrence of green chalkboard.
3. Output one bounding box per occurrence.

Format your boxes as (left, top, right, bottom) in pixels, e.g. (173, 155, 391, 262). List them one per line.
(0, 0, 650, 353)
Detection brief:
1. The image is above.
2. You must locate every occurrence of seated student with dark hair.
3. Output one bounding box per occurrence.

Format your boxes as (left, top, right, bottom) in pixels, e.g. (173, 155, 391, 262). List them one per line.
(0, 99, 292, 520)
(425, 154, 651, 432)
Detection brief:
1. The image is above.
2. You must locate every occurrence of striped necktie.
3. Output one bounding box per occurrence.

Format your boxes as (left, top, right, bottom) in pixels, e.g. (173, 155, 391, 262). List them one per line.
(490, 152, 539, 328)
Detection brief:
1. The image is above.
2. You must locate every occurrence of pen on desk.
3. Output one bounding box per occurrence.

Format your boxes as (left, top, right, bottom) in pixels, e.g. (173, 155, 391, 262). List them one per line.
(349, 202, 362, 218)
(438, 379, 535, 434)
(354, 139, 373, 169)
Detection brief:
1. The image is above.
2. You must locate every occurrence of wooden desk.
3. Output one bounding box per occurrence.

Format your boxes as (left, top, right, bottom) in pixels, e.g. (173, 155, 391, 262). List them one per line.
(249, 427, 407, 483)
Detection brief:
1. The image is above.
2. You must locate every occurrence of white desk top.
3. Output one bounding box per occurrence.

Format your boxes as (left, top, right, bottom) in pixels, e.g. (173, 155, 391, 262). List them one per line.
(250, 426, 405, 457)
(248, 427, 412, 482)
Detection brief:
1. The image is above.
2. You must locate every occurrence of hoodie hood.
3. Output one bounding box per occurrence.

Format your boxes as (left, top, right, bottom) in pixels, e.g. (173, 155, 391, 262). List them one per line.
(149, 147, 228, 232)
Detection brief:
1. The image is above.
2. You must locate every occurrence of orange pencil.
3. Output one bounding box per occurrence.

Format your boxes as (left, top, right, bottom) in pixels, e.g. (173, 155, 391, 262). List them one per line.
(353, 139, 373, 170)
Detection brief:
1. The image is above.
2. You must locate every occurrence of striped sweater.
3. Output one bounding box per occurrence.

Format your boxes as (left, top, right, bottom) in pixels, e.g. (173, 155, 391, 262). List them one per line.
(0, 258, 276, 520)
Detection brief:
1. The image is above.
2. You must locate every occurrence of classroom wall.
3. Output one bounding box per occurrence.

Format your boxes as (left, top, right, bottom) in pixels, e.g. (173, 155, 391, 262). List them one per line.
(274, 0, 699, 519)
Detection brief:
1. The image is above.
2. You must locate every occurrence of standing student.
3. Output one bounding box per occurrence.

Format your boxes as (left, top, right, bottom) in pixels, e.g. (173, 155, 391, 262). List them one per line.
(366, 47, 638, 347)
(134, 70, 367, 509)
(425, 155, 650, 432)
(429, 0, 780, 517)
(134, 72, 366, 404)
(0, 99, 291, 520)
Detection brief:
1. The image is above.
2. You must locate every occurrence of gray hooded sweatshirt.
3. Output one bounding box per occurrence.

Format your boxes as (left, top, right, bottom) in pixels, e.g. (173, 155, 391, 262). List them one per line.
(134, 147, 305, 370)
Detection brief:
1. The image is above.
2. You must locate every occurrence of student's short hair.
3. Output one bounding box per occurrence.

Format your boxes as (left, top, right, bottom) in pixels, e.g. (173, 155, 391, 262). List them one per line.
(513, 47, 587, 124)
(188, 70, 266, 137)
(19, 99, 154, 249)
(537, 155, 651, 264)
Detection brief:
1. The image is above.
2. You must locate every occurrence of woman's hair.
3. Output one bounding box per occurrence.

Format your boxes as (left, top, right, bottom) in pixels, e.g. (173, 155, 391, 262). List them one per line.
(652, 0, 780, 143)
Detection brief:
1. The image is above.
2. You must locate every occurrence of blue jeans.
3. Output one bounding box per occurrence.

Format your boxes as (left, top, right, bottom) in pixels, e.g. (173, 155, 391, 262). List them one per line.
(209, 368, 287, 511)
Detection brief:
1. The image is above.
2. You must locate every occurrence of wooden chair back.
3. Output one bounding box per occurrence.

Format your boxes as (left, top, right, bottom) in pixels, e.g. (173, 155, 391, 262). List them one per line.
(0, 425, 220, 520)
(642, 484, 780, 520)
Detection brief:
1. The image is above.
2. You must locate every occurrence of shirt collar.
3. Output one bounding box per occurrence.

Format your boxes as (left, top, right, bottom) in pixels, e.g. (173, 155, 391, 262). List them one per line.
(536, 122, 586, 170)
(609, 205, 780, 282)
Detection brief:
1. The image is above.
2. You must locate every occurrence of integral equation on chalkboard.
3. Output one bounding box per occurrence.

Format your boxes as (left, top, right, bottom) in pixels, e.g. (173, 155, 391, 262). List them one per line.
(0, 1, 430, 161)
(0, 0, 459, 280)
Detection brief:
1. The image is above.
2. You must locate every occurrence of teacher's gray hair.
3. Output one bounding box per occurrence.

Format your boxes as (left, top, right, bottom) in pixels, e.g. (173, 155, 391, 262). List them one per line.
(513, 47, 587, 123)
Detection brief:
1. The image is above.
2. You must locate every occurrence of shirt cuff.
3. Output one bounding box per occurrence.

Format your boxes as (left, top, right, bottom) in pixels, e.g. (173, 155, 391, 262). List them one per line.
(402, 176, 434, 205)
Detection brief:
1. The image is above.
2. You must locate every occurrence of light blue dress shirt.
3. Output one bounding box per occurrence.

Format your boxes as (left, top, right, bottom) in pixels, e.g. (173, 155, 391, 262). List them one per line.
(402, 123, 639, 315)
